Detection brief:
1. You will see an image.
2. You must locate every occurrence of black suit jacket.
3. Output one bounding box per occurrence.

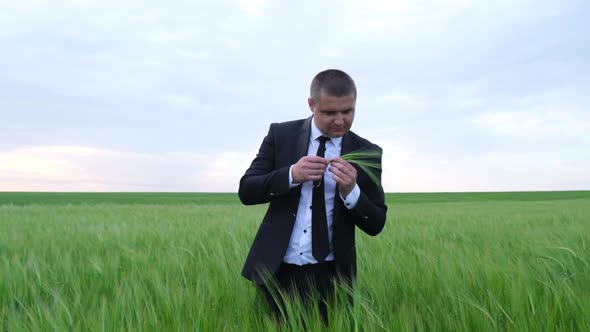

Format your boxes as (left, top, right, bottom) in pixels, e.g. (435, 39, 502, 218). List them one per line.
(238, 116, 387, 285)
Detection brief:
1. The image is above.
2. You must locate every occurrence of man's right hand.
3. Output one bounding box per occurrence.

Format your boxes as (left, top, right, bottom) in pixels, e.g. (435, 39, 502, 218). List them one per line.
(291, 156, 330, 184)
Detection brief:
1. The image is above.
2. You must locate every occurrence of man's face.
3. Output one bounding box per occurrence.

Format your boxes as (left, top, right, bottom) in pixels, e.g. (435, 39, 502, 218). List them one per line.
(308, 92, 356, 138)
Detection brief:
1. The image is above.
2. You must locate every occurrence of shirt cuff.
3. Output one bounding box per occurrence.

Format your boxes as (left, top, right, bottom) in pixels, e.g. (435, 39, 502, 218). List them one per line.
(289, 165, 301, 188)
(340, 183, 360, 209)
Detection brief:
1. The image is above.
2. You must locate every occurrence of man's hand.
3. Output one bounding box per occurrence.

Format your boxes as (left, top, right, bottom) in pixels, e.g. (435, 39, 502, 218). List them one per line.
(292, 156, 330, 184)
(329, 157, 357, 198)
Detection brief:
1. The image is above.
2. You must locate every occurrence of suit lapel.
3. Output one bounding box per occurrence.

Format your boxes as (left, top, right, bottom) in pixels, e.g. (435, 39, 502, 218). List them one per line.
(294, 116, 312, 163)
(340, 132, 354, 157)
(286, 116, 312, 205)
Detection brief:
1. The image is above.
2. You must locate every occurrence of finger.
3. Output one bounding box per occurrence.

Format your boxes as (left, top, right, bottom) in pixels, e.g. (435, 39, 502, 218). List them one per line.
(331, 173, 342, 184)
(329, 166, 354, 184)
(298, 156, 325, 166)
(331, 173, 350, 187)
(331, 158, 354, 171)
(313, 161, 330, 168)
(331, 156, 351, 166)
(305, 165, 327, 174)
(332, 162, 356, 178)
(330, 162, 356, 177)
(329, 159, 346, 170)
(304, 164, 328, 172)
(310, 169, 323, 175)
(305, 173, 324, 182)
(307, 156, 330, 165)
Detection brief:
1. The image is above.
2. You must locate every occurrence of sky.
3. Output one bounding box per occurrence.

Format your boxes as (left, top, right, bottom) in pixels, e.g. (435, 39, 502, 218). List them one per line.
(1, 0, 589, 193)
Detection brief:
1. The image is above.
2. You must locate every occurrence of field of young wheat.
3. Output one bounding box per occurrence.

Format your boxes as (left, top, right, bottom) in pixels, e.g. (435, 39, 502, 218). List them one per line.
(1, 191, 589, 331)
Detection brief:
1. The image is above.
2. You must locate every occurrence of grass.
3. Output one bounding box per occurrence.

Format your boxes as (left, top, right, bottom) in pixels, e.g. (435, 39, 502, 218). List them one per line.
(0, 192, 239, 206)
(1, 191, 589, 331)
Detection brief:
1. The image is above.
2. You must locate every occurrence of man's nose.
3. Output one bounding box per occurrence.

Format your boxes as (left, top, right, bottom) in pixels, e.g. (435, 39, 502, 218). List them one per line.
(334, 113, 344, 125)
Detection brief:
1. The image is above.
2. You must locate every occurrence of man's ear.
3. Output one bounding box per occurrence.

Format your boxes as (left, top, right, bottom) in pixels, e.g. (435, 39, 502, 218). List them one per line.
(307, 97, 314, 112)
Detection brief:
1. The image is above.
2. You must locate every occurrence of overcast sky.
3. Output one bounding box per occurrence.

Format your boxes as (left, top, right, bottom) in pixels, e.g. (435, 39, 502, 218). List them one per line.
(1, 0, 589, 192)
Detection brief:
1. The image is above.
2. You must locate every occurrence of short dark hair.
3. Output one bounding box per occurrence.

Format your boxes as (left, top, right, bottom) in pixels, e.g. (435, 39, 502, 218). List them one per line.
(310, 69, 357, 104)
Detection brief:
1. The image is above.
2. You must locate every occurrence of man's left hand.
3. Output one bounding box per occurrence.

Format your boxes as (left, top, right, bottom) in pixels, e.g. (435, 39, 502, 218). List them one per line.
(329, 157, 357, 198)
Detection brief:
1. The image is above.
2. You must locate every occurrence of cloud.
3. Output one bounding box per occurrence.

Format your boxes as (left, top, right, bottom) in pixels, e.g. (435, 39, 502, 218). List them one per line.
(373, 91, 425, 110)
(0, 145, 255, 192)
(471, 89, 590, 139)
(380, 141, 590, 192)
(238, 0, 271, 17)
(163, 94, 199, 110)
(0, 0, 588, 192)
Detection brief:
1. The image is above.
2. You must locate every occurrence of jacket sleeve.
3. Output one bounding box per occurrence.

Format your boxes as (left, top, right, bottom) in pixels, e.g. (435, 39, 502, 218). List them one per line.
(349, 145, 388, 236)
(238, 123, 292, 205)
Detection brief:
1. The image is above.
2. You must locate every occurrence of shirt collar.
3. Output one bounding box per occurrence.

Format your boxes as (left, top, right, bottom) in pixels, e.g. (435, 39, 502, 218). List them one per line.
(310, 116, 342, 148)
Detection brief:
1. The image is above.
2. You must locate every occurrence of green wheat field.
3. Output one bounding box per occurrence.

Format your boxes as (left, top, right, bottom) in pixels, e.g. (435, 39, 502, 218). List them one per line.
(1, 191, 589, 331)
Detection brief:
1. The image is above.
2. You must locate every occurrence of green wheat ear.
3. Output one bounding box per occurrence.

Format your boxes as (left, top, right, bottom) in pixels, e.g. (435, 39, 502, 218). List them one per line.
(339, 148, 383, 187)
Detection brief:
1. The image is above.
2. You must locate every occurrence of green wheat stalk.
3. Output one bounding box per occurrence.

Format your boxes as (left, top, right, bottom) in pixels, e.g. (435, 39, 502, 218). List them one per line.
(315, 148, 382, 188)
(339, 148, 383, 187)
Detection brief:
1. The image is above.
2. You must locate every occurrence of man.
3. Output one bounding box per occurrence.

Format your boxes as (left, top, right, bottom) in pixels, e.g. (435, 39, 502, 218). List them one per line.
(238, 69, 387, 321)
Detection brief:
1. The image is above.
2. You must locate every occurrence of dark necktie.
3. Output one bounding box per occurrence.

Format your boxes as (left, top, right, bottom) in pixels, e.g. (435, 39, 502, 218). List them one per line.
(312, 136, 330, 262)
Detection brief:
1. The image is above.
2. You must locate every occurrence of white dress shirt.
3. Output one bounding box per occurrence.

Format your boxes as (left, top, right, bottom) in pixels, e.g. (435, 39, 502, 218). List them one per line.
(283, 118, 361, 265)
